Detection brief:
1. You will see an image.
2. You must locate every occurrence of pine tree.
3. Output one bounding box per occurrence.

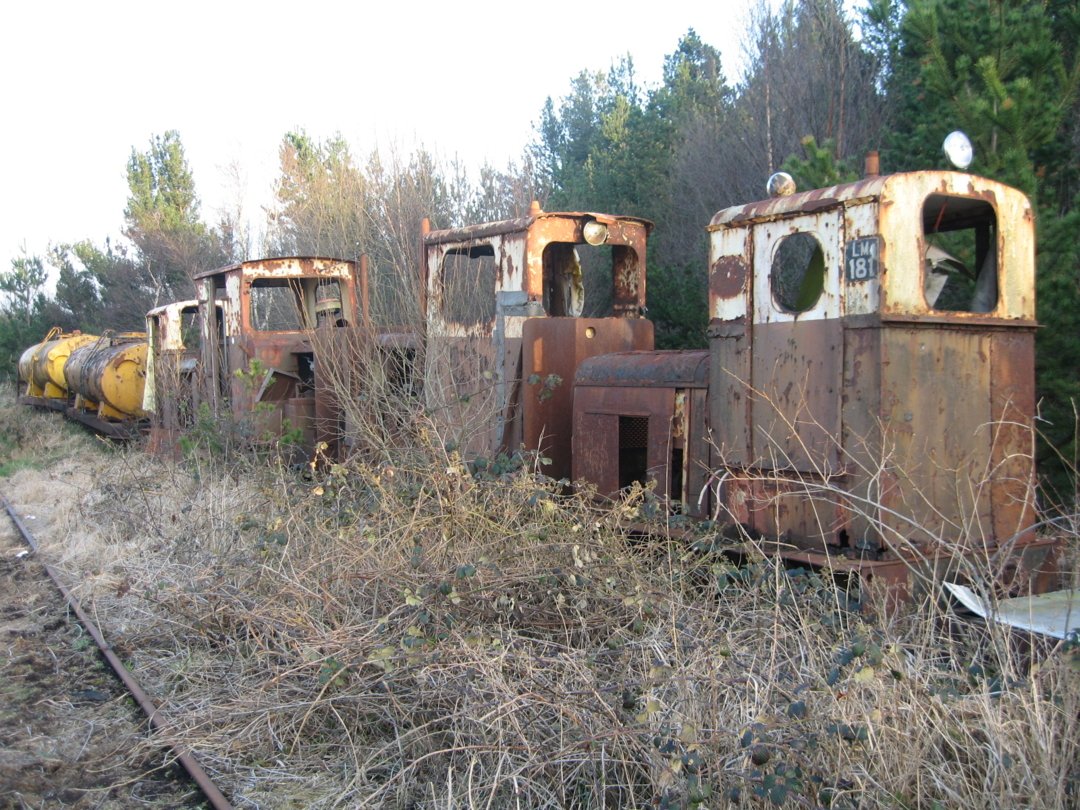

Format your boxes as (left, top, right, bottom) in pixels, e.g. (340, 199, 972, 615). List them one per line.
(120, 131, 226, 323)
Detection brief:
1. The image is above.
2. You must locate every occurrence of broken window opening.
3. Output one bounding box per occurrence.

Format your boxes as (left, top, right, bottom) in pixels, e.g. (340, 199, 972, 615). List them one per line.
(180, 308, 200, 349)
(314, 279, 348, 327)
(543, 243, 619, 317)
(250, 279, 307, 331)
(441, 246, 497, 326)
(295, 351, 315, 392)
(771, 232, 826, 313)
(922, 195, 999, 313)
(543, 242, 584, 317)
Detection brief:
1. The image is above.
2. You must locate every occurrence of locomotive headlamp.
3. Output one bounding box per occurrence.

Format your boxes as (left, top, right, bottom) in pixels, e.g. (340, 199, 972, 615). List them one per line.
(943, 131, 973, 170)
(583, 220, 609, 246)
(767, 172, 796, 197)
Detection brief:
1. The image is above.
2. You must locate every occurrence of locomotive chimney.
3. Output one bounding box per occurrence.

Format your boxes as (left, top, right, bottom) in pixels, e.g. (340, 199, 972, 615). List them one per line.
(865, 150, 880, 177)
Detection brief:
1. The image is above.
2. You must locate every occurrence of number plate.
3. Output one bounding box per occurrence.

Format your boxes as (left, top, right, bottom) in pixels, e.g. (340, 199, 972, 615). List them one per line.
(845, 237, 880, 282)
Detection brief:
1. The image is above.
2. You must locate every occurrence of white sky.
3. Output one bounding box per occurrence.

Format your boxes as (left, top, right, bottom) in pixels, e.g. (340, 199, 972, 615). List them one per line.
(0, 0, 759, 277)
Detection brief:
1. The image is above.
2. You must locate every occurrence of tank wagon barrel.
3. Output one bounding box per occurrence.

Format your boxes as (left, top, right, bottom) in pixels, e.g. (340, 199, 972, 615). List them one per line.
(65, 333, 149, 431)
(17, 329, 100, 409)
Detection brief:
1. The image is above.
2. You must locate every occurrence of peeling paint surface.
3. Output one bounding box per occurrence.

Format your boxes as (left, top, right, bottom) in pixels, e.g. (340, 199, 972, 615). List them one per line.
(704, 170, 1040, 562)
(423, 210, 653, 464)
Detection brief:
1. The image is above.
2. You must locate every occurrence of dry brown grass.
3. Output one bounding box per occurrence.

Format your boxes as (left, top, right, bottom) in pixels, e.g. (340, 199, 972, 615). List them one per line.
(1, 388, 1077, 809)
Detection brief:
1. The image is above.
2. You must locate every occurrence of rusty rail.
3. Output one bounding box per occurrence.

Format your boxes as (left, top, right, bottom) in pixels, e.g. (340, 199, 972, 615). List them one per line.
(1, 494, 233, 810)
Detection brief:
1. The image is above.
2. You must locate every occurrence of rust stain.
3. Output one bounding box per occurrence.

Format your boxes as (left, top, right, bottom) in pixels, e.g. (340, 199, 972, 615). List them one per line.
(710, 255, 748, 300)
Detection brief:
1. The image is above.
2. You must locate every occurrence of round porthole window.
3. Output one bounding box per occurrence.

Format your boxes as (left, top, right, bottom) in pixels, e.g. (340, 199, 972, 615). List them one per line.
(771, 232, 825, 312)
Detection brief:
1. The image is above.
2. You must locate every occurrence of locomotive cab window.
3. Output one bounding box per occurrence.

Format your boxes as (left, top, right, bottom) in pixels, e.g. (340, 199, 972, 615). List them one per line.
(921, 195, 999, 313)
(180, 306, 200, 351)
(249, 279, 305, 331)
(771, 232, 826, 312)
(542, 242, 620, 317)
(440, 246, 497, 326)
(543, 243, 585, 317)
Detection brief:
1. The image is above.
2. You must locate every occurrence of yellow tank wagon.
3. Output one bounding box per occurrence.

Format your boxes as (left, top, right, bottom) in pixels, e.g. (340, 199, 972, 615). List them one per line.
(18, 328, 100, 409)
(65, 333, 149, 437)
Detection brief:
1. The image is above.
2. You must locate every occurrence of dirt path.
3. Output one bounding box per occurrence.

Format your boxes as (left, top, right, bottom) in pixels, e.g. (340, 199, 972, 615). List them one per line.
(0, 489, 200, 808)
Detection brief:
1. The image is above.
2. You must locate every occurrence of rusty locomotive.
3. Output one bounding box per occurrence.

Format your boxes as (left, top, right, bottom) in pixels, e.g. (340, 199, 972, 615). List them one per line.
(16, 157, 1060, 598)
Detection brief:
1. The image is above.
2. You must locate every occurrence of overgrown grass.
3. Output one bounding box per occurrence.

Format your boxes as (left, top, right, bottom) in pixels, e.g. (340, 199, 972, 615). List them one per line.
(1, 375, 1076, 808)
(0, 386, 103, 477)
(37, 431, 1075, 809)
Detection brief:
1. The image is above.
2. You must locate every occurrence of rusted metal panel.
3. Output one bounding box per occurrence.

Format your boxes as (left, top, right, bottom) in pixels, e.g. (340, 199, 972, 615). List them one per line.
(751, 211, 843, 325)
(707, 326, 750, 461)
(750, 320, 843, 474)
(710, 472, 844, 550)
(524, 318, 654, 481)
(146, 300, 199, 353)
(709, 223, 750, 322)
(710, 255, 750, 303)
(839, 321, 884, 550)
(708, 203, 846, 478)
(687, 388, 710, 517)
(572, 386, 673, 498)
(987, 328, 1038, 544)
(574, 349, 708, 388)
(424, 214, 537, 245)
(425, 233, 527, 334)
(708, 177, 884, 230)
(842, 202, 881, 317)
(880, 326, 994, 551)
(707, 220, 754, 471)
(573, 408, 621, 495)
(197, 276, 227, 413)
(573, 350, 708, 510)
(193, 256, 357, 282)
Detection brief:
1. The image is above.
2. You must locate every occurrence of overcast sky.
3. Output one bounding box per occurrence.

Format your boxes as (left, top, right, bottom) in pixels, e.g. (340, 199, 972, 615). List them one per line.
(0, 0, 759, 277)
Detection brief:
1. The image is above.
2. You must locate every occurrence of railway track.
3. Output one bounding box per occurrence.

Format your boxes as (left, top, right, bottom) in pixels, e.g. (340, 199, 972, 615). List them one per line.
(1, 494, 231, 809)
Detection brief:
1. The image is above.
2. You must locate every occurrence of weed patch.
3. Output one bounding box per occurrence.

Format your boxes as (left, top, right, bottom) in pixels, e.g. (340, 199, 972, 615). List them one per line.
(46, 437, 1077, 809)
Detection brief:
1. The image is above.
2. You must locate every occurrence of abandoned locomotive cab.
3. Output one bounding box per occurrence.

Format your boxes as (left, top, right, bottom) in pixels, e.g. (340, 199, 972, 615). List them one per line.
(425, 209, 653, 480)
(701, 170, 1051, 592)
(183, 258, 362, 454)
